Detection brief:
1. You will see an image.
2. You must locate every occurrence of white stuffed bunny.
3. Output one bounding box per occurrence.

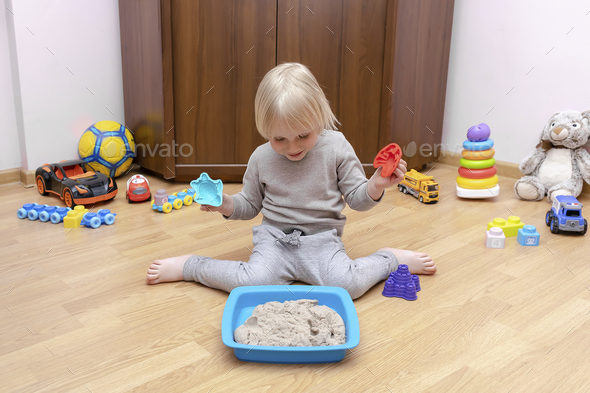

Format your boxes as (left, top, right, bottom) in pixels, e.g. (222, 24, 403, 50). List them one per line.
(514, 110, 590, 202)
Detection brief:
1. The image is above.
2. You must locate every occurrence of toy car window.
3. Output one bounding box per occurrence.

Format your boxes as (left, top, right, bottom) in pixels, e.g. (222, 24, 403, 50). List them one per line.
(53, 166, 65, 179)
(565, 210, 580, 217)
(428, 185, 438, 191)
(62, 164, 85, 178)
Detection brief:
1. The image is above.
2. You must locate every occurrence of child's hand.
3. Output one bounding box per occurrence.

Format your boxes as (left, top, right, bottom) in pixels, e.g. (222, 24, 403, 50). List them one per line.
(368, 159, 407, 200)
(199, 193, 234, 216)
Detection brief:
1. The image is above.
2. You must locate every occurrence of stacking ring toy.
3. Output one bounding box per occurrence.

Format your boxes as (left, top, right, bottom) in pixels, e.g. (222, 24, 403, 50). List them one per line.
(463, 139, 494, 151)
(460, 157, 495, 169)
(458, 165, 497, 179)
(456, 175, 498, 189)
(461, 148, 495, 160)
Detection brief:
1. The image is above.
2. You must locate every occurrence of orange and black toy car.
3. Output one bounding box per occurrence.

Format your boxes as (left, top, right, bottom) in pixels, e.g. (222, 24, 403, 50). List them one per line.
(35, 160, 118, 208)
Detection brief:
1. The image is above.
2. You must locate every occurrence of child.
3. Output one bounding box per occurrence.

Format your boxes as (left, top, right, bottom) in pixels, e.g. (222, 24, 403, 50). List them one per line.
(146, 62, 436, 299)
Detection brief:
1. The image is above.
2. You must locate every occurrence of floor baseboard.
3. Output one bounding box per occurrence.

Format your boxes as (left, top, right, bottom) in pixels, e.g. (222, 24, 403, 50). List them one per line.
(0, 167, 35, 187)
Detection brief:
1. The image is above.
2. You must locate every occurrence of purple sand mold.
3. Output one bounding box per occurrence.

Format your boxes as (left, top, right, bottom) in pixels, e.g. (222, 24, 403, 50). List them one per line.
(382, 264, 420, 300)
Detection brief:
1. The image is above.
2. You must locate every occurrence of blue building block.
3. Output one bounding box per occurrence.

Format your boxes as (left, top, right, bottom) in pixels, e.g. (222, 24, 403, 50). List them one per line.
(80, 209, 117, 229)
(517, 225, 540, 246)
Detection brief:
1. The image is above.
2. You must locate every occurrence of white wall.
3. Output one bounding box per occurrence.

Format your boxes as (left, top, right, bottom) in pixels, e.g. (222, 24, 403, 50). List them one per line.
(2, 0, 123, 171)
(1, 0, 21, 170)
(442, 0, 590, 164)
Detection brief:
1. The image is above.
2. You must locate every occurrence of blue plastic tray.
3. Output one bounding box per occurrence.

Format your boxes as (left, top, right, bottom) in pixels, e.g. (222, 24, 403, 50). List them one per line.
(221, 285, 360, 364)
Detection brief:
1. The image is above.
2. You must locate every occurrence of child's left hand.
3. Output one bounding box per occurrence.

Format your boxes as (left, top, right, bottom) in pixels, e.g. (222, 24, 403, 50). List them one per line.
(368, 159, 407, 200)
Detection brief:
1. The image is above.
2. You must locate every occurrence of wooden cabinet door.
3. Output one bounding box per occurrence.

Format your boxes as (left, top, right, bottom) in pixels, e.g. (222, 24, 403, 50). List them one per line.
(277, 0, 388, 165)
(171, 0, 276, 180)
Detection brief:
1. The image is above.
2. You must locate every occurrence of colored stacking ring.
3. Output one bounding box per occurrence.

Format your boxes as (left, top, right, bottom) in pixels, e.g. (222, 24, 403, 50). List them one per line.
(463, 139, 494, 151)
(458, 165, 497, 179)
(456, 175, 498, 189)
(461, 148, 495, 160)
(460, 157, 495, 169)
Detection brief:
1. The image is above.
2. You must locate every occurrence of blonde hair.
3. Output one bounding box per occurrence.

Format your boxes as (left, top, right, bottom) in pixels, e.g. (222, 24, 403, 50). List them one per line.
(255, 63, 339, 139)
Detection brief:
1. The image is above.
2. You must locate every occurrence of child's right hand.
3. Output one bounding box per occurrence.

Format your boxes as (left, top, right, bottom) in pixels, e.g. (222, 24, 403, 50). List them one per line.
(200, 193, 234, 217)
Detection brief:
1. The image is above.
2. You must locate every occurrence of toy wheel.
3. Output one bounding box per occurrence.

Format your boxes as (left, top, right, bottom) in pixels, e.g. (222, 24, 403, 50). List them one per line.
(39, 211, 50, 222)
(582, 219, 587, 235)
(173, 198, 183, 210)
(403, 187, 408, 194)
(89, 217, 101, 228)
(184, 195, 193, 206)
(17, 208, 27, 219)
(36, 176, 48, 195)
(50, 212, 61, 224)
(398, 185, 403, 192)
(162, 202, 173, 213)
(550, 217, 559, 234)
(419, 196, 424, 203)
(28, 210, 39, 221)
(63, 189, 76, 208)
(127, 194, 131, 203)
(545, 211, 552, 227)
(104, 214, 115, 225)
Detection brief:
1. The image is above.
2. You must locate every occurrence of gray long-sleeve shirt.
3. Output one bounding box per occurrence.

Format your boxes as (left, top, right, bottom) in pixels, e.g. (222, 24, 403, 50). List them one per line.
(227, 130, 381, 236)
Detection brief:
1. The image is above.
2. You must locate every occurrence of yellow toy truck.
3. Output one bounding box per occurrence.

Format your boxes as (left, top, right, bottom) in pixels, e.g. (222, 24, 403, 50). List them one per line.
(398, 169, 440, 203)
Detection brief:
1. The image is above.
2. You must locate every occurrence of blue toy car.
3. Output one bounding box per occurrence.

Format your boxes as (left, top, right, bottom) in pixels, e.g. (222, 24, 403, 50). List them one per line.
(80, 209, 117, 228)
(17, 203, 71, 224)
(545, 195, 587, 235)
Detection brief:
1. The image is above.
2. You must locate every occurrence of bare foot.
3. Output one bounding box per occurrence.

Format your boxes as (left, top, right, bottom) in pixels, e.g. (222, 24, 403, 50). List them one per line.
(146, 255, 191, 284)
(379, 248, 437, 274)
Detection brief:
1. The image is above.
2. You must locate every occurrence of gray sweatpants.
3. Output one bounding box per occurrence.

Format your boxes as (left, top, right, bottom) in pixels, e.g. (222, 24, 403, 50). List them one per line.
(183, 224, 398, 299)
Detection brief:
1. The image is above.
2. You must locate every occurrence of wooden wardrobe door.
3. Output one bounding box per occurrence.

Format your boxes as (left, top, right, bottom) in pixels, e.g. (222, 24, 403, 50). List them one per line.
(171, 0, 275, 171)
(277, 0, 388, 164)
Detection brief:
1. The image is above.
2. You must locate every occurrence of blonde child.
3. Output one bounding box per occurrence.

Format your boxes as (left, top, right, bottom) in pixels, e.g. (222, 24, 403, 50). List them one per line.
(146, 63, 436, 299)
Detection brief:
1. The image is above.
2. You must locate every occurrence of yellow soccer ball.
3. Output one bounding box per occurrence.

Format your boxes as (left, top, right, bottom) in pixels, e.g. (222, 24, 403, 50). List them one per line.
(78, 120, 135, 177)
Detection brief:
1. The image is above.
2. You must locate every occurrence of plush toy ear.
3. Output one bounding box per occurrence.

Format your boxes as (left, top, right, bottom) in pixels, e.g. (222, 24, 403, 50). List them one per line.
(582, 110, 590, 122)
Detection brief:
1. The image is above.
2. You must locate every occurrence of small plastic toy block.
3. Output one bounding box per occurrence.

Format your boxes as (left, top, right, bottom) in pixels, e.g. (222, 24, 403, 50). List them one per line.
(373, 143, 402, 177)
(81, 209, 116, 228)
(17, 203, 71, 223)
(487, 216, 525, 237)
(517, 225, 540, 246)
(64, 205, 89, 228)
(485, 227, 506, 249)
(382, 264, 420, 300)
(190, 173, 223, 206)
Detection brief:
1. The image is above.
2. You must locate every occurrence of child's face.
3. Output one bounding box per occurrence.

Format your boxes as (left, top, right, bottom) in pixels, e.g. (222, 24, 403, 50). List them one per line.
(269, 126, 320, 161)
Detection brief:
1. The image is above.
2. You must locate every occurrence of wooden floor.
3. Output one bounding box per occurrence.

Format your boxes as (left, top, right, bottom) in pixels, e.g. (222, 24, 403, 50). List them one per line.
(2, 164, 590, 393)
